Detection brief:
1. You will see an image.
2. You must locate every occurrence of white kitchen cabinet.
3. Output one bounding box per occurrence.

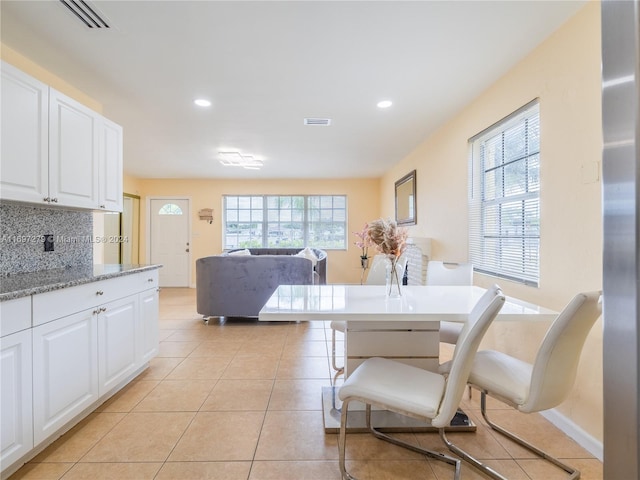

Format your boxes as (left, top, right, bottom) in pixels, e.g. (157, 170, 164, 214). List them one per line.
(0, 329, 33, 468)
(98, 294, 138, 396)
(2, 269, 160, 475)
(0, 62, 49, 204)
(0, 61, 122, 211)
(32, 309, 99, 446)
(139, 287, 160, 364)
(48, 88, 100, 209)
(99, 118, 123, 212)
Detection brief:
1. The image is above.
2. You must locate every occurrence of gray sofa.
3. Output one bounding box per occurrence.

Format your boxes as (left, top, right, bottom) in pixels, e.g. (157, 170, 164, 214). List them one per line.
(196, 248, 327, 318)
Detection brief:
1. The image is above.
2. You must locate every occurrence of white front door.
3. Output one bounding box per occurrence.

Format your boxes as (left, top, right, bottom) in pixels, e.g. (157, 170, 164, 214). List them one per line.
(150, 198, 190, 287)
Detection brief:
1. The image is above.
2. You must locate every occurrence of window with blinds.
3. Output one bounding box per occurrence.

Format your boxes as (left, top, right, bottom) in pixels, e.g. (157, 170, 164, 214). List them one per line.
(223, 195, 347, 250)
(469, 100, 540, 286)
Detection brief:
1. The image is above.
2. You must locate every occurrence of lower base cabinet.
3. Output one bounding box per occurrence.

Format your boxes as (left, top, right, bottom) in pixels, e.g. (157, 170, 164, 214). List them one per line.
(98, 295, 138, 396)
(0, 329, 33, 468)
(1, 268, 160, 477)
(32, 310, 99, 446)
(139, 288, 159, 364)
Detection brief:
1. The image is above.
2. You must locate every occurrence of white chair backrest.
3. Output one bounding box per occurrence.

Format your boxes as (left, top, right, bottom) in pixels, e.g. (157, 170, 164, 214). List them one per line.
(366, 254, 408, 286)
(432, 284, 505, 427)
(426, 261, 473, 286)
(522, 291, 602, 413)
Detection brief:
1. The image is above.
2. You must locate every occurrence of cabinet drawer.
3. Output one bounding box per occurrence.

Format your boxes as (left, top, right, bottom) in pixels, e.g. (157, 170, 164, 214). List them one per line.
(136, 270, 159, 291)
(0, 296, 32, 337)
(32, 274, 144, 326)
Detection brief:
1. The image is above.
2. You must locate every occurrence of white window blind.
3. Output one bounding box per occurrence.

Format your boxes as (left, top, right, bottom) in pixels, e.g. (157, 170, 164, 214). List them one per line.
(469, 101, 540, 286)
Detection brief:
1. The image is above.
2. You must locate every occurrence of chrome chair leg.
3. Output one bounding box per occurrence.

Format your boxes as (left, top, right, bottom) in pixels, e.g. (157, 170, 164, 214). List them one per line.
(478, 392, 580, 479)
(339, 400, 462, 480)
(338, 399, 357, 480)
(440, 428, 508, 480)
(331, 328, 344, 374)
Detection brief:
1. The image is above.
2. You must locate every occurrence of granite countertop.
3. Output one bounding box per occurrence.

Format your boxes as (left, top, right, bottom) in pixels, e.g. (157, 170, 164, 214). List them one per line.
(0, 264, 162, 302)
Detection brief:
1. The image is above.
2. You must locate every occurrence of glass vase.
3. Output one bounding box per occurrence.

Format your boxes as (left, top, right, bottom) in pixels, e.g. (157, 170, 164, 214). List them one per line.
(384, 255, 402, 297)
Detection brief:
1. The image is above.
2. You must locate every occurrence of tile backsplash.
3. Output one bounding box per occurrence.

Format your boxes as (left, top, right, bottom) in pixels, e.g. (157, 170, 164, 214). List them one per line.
(0, 203, 93, 275)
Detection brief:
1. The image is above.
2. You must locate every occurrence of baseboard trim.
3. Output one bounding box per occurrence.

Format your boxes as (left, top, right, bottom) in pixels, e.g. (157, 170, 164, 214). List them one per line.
(540, 408, 603, 461)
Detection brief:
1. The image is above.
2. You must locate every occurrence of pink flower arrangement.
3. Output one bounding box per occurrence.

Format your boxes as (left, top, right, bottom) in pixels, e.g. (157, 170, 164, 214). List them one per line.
(353, 224, 374, 260)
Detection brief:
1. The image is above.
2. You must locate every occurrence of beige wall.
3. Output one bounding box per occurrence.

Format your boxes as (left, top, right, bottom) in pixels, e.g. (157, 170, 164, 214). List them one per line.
(133, 177, 380, 286)
(1, 44, 102, 112)
(382, 3, 603, 442)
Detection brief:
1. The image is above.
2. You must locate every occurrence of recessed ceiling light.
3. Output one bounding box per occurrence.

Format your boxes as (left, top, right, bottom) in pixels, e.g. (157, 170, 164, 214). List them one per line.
(377, 100, 393, 109)
(194, 99, 211, 107)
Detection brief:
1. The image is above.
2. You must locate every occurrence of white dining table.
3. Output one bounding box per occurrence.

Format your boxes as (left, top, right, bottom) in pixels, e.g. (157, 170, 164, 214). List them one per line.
(259, 284, 558, 432)
(259, 284, 557, 323)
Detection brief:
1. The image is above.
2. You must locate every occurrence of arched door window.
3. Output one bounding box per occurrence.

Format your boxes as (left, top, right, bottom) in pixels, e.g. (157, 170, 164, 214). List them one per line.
(158, 203, 183, 215)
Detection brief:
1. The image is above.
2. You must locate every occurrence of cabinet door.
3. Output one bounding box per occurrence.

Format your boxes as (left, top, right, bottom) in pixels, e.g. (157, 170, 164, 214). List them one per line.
(1, 329, 33, 468)
(99, 117, 123, 212)
(32, 310, 98, 446)
(48, 88, 100, 209)
(98, 295, 138, 396)
(139, 288, 160, 364)
(0, 61, 49, 204)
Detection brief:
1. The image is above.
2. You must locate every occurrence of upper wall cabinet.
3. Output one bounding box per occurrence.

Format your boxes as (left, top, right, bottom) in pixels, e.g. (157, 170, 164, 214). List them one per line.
(0, 62, 49, 204)
(0, 62, 123, 212)
(99, 118, 123, 211)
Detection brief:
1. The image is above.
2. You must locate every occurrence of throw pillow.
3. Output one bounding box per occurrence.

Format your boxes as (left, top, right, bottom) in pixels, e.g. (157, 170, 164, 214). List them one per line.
(294, 247, 318, 267)
(228, 248, 251, 256)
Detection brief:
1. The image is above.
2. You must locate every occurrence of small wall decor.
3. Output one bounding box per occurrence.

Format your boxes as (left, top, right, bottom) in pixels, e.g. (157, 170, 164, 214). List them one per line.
(395, 170, 416, 226)
(198, 208, 214, 224)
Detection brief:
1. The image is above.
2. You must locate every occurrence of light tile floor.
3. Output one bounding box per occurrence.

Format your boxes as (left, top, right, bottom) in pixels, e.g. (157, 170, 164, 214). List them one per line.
(10, 287, 603, 480)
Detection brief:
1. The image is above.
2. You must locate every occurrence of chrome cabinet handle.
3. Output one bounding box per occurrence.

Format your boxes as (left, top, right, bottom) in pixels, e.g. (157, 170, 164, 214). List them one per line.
(43, 197, 50, 202)
(147, 278, 154, 282)
(96, 290, 104, 295)
(51, 198, 58, 203)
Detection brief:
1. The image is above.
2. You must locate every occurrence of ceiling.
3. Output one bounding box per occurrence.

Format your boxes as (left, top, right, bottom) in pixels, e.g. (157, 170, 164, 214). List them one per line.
(1, 0, 586, 180)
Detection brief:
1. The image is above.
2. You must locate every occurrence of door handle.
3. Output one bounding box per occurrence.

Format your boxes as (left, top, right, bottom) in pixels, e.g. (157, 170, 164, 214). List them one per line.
(186, 248, 190, 252)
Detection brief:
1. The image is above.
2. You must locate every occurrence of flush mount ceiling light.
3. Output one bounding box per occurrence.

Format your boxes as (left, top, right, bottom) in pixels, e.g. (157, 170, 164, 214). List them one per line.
(377, 100, 393, 109)
(218, 151, 264, 170)
(194, 99, 211, 107)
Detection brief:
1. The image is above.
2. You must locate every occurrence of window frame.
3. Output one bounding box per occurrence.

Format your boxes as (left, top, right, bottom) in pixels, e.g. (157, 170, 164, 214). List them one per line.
(222, 194, 347, 250)
(468, 100, 540, 287)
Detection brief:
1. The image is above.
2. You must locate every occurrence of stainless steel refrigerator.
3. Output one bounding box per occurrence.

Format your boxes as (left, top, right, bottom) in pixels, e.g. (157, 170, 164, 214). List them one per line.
(601, 1, 639, 478)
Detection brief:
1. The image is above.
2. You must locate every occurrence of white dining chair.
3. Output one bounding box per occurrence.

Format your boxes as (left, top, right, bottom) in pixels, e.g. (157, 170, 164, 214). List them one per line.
(440, 291, 602, 480)
(425, 261, 473, 344)
(337, 284, 505, 480)
(330, 254, 407, 374)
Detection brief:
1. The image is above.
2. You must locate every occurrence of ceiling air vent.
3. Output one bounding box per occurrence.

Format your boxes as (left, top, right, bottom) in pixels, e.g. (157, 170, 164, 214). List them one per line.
(304, 118, 332, 126)
(60, 0, 110, 28)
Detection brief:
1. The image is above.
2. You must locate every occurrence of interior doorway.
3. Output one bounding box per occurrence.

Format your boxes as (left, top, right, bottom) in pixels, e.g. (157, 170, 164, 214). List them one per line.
(97, 193, 140, 265)
(149, 197, 191, 287)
